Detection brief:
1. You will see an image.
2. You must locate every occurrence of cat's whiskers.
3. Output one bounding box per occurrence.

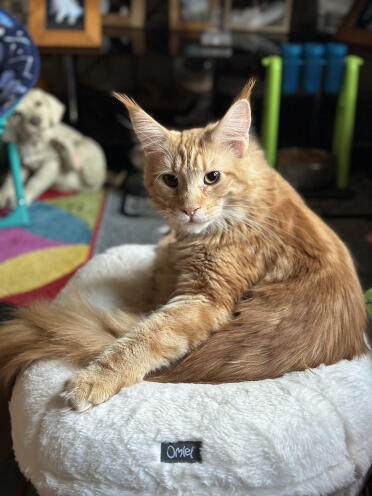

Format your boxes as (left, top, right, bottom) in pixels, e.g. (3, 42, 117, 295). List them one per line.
(217, 217, 252, 246)
(224, 209, 285, 258)
(222, 211, 280, 260)
(225, 199, 310, 236)
(212, 218, 228, 242)
(158, 201, 291, 260)
(241, 216, 286, 250)
(170, 203, 281, 253)
(158, 197, 299, 252)
(224, 203, 305, 245)
(227, 208, 301, 242)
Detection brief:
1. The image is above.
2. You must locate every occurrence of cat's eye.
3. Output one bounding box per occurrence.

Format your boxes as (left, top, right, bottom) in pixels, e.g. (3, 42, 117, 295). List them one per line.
(163, 174, 178, 188)
(204, 171, 220, 185)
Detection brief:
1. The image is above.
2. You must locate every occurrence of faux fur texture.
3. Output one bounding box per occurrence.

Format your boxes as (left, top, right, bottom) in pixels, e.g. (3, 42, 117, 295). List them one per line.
(10, 245, 372, 496)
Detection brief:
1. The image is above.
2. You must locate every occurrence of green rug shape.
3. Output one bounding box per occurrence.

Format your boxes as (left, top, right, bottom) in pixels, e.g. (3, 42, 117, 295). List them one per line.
(43, 190, 104, 230)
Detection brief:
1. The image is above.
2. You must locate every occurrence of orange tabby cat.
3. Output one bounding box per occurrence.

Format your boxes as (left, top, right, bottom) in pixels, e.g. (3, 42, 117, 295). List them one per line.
(0, 80, 367, 411)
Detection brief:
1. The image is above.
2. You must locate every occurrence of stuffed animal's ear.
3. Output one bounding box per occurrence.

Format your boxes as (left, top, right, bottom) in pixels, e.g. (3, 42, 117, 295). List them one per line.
(113, 92, 170, 155)
(211, 79, 255, 158)
(45, 91, 65, 125)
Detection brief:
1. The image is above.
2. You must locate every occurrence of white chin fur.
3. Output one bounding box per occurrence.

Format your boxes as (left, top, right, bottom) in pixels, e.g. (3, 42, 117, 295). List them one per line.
(179, 219, 215, 235)
(165, 213, 220, 236)
(183, 223, 207, 234)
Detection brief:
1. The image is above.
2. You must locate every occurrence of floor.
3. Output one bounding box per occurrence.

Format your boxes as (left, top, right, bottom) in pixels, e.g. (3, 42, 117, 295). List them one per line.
(93, 186, 166, 252)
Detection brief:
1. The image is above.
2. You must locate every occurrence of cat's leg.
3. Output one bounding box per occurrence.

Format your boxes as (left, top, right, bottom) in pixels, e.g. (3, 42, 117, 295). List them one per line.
(62, 294, 233, 411)
(102, 309, 146, 338)
(61, 237, 265, 411)
(148, 281, 368, 384)
(61, 250, 258, 411)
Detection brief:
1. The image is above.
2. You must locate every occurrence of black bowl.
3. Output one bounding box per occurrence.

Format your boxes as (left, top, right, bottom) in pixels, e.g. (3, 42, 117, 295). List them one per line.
(277, 147, 333, 190)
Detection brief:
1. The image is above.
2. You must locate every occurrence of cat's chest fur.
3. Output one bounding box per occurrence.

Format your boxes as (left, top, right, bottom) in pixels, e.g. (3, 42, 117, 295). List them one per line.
(151, 232, 180, 307)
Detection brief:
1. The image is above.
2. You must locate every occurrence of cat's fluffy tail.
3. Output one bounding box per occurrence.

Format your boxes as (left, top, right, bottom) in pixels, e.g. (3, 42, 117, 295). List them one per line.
(0, 296, 140, 399)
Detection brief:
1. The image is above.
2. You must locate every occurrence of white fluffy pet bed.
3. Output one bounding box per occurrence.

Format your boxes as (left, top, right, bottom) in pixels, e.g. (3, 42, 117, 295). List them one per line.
(10, 245, 372, 496)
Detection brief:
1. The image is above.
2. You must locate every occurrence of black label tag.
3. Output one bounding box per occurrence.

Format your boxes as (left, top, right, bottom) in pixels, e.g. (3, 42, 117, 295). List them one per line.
(161, 441, 202, 463)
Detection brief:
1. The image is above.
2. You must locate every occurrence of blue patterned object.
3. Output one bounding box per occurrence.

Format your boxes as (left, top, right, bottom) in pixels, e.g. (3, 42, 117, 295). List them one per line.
(0, 8, 40, 118)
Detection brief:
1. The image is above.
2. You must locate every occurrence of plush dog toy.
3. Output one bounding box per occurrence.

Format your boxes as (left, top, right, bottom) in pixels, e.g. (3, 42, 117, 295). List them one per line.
(0, 88, 106, 208)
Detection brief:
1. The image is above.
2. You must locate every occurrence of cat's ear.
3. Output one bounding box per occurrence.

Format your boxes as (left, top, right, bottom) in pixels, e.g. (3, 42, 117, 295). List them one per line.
(211, 79, 255, 158)
(212, 100, 251, 158)
(113, 92, 170, 154)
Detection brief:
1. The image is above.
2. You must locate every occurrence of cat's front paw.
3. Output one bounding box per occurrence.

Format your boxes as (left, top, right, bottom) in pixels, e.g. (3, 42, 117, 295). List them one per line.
(62, 366, 124, 412)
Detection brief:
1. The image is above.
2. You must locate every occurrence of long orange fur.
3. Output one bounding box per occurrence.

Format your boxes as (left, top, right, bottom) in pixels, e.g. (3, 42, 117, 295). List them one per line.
(0, 80, 367, 411)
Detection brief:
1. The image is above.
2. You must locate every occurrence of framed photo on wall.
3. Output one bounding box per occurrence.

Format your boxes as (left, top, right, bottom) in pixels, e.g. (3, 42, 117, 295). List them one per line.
(223, 0, 293, 33)
(28, 0, 101, 50)
(335, 0, 372, 47)
(101, 0, 146, 29)
(169, 0, 221, 31)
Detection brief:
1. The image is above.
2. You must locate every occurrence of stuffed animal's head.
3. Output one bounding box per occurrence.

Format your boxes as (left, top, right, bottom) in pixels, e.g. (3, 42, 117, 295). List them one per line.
(3, 88, 65, 141)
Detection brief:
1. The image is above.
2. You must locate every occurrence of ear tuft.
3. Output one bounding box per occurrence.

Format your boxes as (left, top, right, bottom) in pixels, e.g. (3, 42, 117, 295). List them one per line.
(112, 92, 137, 112)
(113, 92, 169, 155)
(234, 78, 256, 103)
(211, 99, 251, 158)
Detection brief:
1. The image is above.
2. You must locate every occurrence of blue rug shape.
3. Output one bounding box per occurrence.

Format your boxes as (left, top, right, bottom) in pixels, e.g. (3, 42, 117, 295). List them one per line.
(27, 202, 91, 244)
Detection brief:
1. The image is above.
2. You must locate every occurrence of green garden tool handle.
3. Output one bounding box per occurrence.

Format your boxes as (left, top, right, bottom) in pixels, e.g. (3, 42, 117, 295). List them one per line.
(261, 56, 282, 167)
(332, 55, 364, 190)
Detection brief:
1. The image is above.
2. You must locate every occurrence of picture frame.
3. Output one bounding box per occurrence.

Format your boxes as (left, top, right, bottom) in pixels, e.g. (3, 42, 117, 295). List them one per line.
(169, 0, 221, 31)
(102, 0, 146, 29)
(223, 0, 293, 34)
(28, 0, 101, 51)
(335, 0, 372, 47)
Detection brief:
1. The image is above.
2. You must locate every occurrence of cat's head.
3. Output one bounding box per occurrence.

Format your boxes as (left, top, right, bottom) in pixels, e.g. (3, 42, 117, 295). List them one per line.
(115, 80, 258, 236)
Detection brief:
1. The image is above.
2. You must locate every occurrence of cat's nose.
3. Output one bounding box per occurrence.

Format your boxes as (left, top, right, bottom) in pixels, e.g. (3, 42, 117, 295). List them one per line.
(182, 207, 200, 218)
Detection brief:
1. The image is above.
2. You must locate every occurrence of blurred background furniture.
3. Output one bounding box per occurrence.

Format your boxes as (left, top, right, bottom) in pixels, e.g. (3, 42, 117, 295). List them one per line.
(261, 49, 364, 189)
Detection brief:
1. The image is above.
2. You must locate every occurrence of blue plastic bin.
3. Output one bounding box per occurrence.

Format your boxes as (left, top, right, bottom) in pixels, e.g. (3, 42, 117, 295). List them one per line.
(281, 43, 302, 94)
(324, 43, 347, 94)
(302, 43, 325, 94)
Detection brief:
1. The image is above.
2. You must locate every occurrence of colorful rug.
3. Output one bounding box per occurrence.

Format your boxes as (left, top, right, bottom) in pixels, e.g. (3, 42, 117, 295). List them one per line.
(0, 190, 106, 306)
